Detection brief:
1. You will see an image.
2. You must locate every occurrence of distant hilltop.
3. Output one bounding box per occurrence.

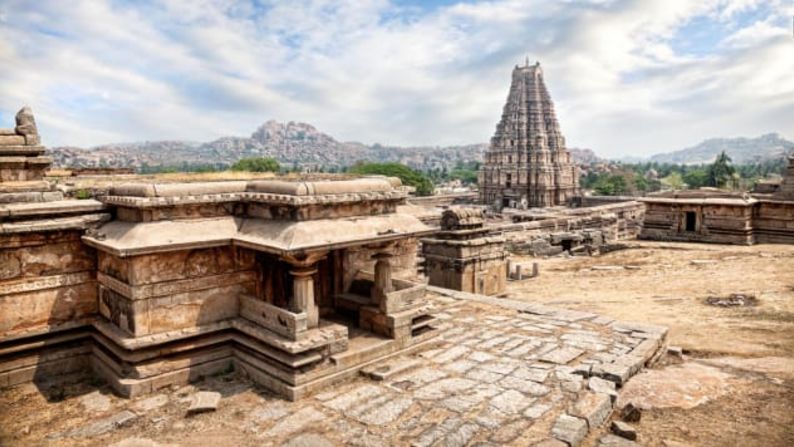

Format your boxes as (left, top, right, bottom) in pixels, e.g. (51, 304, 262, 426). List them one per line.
(648, 133, 794, 165)
(50, 123, 791, 171)
(51, 120, 488, 172)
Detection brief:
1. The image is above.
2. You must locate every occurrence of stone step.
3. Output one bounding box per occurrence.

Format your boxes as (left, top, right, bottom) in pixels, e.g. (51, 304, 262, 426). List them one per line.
(360, 356, 423, 381)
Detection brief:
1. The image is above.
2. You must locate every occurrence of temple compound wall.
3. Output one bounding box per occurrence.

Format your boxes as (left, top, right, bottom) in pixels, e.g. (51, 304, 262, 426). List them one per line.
(497, 200, 645, 255)
(640, 159, 794, 245)
(0, 108, 440, 401)
(421, 208, 507, 296)
(479, 61, 580, 209)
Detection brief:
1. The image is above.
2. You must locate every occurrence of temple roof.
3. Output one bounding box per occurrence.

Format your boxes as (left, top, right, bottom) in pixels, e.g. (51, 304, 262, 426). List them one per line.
(82, 213, 431, 257)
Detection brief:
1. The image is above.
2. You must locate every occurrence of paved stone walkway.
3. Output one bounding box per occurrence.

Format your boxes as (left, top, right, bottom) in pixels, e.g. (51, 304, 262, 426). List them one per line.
(0, 289, 666, 447)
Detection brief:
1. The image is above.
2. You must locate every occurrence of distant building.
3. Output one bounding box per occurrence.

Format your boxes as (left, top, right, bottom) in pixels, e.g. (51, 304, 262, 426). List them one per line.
(479, 61, 579, 209)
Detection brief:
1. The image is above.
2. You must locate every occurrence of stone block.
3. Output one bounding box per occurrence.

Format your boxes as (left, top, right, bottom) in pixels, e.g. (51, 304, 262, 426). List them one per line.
(570, 392, 612, 428)
(187, 391, 221, 414)
(611, 421, 637, 441)
(551, 414, 588, 447)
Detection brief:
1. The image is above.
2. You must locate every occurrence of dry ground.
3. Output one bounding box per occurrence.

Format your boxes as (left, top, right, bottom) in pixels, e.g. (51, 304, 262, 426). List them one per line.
(508, 241, 794, 447)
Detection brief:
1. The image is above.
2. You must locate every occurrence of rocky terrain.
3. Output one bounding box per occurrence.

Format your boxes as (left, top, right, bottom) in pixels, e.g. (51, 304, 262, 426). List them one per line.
(50, 121, 488, 172)
(649, 133, 794, 165)
(50, 124, 792, 173)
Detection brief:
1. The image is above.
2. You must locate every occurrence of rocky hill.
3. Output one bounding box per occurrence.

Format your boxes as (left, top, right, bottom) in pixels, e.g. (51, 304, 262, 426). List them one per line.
(50, 120, 487, 172)
(649, 133, 794, 165)
(51, 121, 789, 172)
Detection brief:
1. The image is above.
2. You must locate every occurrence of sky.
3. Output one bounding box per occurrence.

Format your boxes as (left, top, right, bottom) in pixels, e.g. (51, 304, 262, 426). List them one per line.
(0, 0, 792, 158)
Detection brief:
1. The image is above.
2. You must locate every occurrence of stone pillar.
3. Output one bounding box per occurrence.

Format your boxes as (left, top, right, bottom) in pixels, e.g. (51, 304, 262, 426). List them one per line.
(290, 267, 319, 328)
(283, 251, 327, 329)
(371, 252, 394, 311)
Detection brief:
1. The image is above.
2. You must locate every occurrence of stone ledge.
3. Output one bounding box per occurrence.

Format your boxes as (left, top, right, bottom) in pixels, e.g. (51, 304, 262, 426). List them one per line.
(0, 213, 110, 234)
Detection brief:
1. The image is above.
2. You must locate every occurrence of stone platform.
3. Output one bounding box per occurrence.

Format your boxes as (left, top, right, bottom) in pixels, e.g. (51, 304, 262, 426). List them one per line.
(0, 290, 666, 447)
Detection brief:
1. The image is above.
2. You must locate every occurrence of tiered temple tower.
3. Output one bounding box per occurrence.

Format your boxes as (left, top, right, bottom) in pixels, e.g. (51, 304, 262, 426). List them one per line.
(479, 61, 579, 209)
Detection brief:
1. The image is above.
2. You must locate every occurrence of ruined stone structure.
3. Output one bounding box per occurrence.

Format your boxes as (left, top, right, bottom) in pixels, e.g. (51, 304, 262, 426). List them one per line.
(501, 200, 645, 255)
(479, 61, 579, 209)
(421, 208, 507, 295)
(0, 109, 440, 400)
(640, 177, 794, 245)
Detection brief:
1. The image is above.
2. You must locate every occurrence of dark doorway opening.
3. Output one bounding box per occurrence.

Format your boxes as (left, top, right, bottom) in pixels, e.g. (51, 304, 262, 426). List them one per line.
(502, 198, 510, 208)
(685, 211, 697, 232)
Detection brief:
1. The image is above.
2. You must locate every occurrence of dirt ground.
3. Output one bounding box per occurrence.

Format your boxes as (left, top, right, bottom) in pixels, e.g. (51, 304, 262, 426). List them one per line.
(508, 241, 794, 447)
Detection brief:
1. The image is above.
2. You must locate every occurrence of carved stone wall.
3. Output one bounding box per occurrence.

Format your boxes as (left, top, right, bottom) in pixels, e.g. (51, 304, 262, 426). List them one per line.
(479, 62, 580, 208)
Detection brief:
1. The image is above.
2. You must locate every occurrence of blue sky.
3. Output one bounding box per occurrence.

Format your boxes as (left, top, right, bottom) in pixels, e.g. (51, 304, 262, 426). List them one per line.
(0, 0, 792, 157)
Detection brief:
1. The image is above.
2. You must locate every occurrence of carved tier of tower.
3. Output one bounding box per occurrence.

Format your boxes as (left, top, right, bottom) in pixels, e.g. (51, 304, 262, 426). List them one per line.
(479, 61, 579, 208)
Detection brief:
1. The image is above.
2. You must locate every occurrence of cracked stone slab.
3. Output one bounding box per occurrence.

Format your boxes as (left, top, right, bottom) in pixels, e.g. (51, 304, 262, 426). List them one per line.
(489, 389, 535, 414)
(414, 378, 478, 400)
(539, 346, 585, 365)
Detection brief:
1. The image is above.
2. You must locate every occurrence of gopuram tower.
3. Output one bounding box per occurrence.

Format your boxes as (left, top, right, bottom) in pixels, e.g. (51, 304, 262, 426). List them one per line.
(479, 60, 579, 209)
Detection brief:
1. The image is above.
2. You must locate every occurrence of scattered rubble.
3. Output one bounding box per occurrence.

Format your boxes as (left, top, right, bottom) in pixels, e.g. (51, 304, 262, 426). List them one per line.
(705, 293, 758, 307)
(611, 420, 638, 440)
(186, 391, 221, 415)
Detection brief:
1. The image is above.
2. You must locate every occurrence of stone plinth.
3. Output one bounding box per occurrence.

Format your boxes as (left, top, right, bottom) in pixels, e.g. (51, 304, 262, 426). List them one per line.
(421, 207, 507, 295)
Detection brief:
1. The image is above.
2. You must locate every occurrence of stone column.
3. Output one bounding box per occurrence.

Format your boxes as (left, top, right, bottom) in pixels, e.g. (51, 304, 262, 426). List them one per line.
(283, 251, 327, 329)
(290, 267, 319, 328)
(371, 252, 394, 311)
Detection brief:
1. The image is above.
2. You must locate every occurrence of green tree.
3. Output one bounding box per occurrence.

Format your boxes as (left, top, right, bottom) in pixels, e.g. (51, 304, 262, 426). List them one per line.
(593, 175, 628, 196)
(231, 157, 280, 173)
(349, 162, 434, 196)
(683, 169, 709, 189)
(707, 151, 735, 188)
(661, 172, 685, 190)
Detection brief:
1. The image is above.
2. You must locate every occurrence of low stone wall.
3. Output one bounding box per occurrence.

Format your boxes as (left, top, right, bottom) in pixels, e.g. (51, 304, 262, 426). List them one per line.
(496, 201, 645, 255)
(406, 192, 477, 207)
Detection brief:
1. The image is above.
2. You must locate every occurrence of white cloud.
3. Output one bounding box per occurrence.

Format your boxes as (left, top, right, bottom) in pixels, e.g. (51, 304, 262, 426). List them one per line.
(0, 0, 791, 158)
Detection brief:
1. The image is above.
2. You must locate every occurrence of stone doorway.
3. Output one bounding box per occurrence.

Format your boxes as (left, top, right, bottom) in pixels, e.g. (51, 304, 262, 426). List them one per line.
(685, 211, 697, 232)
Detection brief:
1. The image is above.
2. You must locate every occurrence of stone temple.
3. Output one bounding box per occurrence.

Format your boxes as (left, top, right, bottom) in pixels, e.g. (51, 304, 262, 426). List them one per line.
(479, 61, 580, 209)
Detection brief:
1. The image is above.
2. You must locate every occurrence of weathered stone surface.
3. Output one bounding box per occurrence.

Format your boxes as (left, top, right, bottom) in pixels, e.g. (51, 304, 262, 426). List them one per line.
(489, 389, 535, 414)
(570, 392, 612, 428)
(415, 378, 477, 400)
(524, 402, 552, 419)
(361, 357, 422, 381)
(539, 347, 584, 365)
(79, 391, 112, 413)
(551, 414, 588, 447)
(533, 439, 568, 447)
(588, 376, 618, 402)
(352, 397, 413, 426)
(187, 391, 221, 414)
(598, 434, 640, 447)
(281, 434, 335, 447)
(500, 376, 551, 396)
(439, 422, 480, 447)
(266, 407, 326, 437)
(66, 410, 138, 437)
(131, 394, 168, 413)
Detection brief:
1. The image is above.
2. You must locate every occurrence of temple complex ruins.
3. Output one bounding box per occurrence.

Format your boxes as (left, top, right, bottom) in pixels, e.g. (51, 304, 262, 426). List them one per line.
(479, 61, 580, 209)
(0, 108, 442, 400)
(2, 103, 792, 447)
(640, 157, 794, 245)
